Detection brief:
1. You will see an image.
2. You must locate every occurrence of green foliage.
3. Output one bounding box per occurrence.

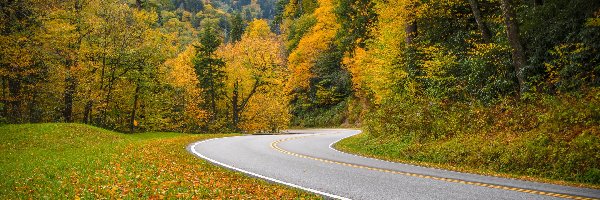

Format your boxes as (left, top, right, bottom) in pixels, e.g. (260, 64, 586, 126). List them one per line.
(461, 43, 517, 102)
(291, 99, 349, 127)
(284, 14, 316, 52)
(290, 46, 353, 127)
(334, 0, 378, 52)
(197, 28, 222, 54)
(283, 0, 318, 19)
(521, 0, 600, 92)
(229, 12, 245, 43)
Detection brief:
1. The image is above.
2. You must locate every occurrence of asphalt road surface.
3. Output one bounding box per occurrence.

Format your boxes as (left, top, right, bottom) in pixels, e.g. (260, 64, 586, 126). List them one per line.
(188, 129, 600, 200)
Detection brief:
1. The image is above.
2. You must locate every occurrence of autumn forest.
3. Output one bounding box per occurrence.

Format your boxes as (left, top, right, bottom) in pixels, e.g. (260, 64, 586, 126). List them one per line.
(2, 0, 600, 186)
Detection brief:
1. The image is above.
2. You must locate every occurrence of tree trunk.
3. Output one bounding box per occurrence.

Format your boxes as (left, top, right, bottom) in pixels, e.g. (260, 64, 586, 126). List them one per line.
(28, 89, 41, 123)
(231, 78, 261, 131)
(405, 1, 418, 45)
(136, 0, 143, 10)
(63, 71, 76, 122)
(102, 66, 117, 125)
(8, 77, 21, 123)
(500, 0, 526, 96)
(63, 1, 83, 123)
(1, 76, 7, 121)
(468, 0, 492, 43)
(63, 69, 76, 122)
(210, 81, 217, 121)
(130, 83, 140, 133)
(83, 100, 93, 124)
(405, 21, 417, 45)
(231, 80, 240, 131)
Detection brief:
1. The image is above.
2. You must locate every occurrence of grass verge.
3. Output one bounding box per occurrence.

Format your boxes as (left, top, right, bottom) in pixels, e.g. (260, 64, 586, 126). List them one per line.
(335, 131, 600, 190)
(0, 123, 319, 199)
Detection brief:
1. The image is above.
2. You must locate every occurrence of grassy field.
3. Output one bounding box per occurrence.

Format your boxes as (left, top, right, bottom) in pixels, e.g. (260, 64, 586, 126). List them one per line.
(0, 123, 318, 199)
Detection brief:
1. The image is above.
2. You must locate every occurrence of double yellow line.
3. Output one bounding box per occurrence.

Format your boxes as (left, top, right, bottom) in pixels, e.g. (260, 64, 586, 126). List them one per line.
(270, 135, 598, 200)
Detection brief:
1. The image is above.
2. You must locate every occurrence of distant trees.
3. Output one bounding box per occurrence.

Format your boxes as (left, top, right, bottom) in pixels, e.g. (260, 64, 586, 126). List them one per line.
(0, 0, 288, 133)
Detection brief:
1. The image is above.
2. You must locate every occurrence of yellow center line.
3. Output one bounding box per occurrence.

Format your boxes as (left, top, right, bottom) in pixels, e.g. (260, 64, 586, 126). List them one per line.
(270, 135, 598, 200)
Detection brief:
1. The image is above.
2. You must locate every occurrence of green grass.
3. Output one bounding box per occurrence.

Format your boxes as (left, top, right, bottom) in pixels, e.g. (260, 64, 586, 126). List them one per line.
(0, 123, 318, 199)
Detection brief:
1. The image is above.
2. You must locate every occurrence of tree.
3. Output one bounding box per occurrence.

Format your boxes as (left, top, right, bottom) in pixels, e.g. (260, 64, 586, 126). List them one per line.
(127, 9, 171, 133)
(468, 0, 492, 43)
(229, 12, 245, 43)
(343, 0, 412, 103)
(219, 19, 288, 132)
(163, 45, 207, 132)
(286, 0, 340, 94)
(404, 0, 418, 45)
(193, 28, 226, 126)
(60, 0, 93, 123)
(500, 0, 526, 95)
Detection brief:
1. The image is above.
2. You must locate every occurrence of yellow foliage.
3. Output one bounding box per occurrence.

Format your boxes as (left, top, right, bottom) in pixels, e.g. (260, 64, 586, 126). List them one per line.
(343, 0, 415, 103)
(286, 0, 339, 93)
(218, 19, 290, 133)
(585, 10, 600, 27)
(163, 45, 208, 129)
(164, 46, 199, 88)
(421, 45, 457, 79)
(244, 19, 272, 39)
(240, 90, 291, 132)
(544, 43, 588, 85)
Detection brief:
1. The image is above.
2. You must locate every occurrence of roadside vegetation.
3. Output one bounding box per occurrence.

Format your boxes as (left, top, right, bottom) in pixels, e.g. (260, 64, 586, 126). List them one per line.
(0, 123, 318, 199)
(336, 90, 600, 187)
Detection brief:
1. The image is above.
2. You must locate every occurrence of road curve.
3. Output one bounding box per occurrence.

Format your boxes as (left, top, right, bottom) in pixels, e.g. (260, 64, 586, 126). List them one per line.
(188, 129, 600, 200)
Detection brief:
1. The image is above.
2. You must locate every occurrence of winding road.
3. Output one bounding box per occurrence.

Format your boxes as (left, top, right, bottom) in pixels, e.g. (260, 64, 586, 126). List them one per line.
(188, 129, 600, 200)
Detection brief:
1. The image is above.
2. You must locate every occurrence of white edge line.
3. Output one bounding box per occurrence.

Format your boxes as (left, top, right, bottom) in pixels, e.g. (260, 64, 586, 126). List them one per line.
(328, 130, 468, 170)
(188, 136, 351, 200)
(327, 130, 381, 161)
(327, 131, 487, 174)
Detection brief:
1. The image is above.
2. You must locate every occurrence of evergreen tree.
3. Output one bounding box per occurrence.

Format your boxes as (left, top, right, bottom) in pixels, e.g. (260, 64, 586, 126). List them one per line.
(229, 12, 244, 43)
(193, 28, 226, 125)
